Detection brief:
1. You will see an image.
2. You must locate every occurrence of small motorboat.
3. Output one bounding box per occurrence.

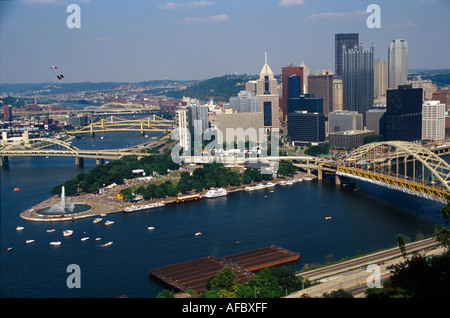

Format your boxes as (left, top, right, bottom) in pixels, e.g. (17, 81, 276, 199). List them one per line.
(100, 241, 113, 247)
(95, 237, 101, 241)
(50, 241, 61, 246)
(63, 230, 73, 237)
(148, 226, 155, 230)
(7, 247, 13, 251)
(46, 229, 56, 233)
(325, 217, 332, 220)
(93, 218, 102, 224)
(105, 220, 114, 226)
(16, 226, 24, 231)
(81, 237, 90, 241)
(235, 241, 242, 244)
(195, 232, 202, 236)
(26, 239, 35, 244)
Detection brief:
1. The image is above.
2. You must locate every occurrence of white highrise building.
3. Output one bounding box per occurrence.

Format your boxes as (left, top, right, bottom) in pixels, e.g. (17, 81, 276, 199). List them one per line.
(422, 100, 445, 141)
(176, 108, 190, 150)
(388, 39, 408, 89)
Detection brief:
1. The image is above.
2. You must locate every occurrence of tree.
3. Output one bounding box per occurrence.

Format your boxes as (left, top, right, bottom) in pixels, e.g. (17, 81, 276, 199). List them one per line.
(323, 289, 354, 298)
(209, 267, 237, 292)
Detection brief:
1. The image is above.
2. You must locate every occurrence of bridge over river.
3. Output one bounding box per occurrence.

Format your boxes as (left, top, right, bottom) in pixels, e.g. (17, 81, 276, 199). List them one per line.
(1, 136, 449, 203)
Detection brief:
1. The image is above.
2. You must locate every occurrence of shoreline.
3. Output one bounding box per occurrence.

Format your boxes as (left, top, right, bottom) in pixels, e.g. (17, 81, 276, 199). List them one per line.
(19, 172, 315, 222)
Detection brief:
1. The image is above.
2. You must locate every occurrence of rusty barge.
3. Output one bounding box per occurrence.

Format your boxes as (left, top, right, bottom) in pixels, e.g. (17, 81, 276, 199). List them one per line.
(149, 245, 300, 294)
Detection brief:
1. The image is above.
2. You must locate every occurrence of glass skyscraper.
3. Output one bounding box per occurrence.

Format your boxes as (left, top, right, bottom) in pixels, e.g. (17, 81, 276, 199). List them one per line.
(335, 33, 359, 77)
(342, 43, 374, 125)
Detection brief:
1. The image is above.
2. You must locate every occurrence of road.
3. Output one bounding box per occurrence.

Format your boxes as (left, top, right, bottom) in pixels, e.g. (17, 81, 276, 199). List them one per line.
(286, 238, 445, 298)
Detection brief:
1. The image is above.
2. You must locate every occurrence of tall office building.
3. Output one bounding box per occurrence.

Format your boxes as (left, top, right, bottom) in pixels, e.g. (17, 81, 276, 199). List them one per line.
(176, 108, 190, 150)
(281, 65, 303, 121)
(385, 85, 422, 142)
(388, 39, 408, 89)
(257, 53, 279, 130)
(332, 78, 343, 111)
(288, 111, 325, 146)
(287, 93, 323, 116)
(335, 33, 359, 77)
(374, 60, 388, 103)
(422, 100, 445, 141)
(301, 61, 309, 93)
(308, 71, 333, 115)
(342, 43, 374, 125)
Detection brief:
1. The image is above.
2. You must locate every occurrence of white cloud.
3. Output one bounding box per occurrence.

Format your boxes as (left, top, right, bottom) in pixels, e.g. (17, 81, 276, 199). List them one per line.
(157, 1, 214, 10)
(306, 10, 367, 20)
(278, 0, 304, 7)
(180, 14, 229, 24)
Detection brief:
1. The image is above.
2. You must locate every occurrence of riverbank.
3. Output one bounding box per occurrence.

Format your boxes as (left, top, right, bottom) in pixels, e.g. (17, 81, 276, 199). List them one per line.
(19, 171, 316, 222)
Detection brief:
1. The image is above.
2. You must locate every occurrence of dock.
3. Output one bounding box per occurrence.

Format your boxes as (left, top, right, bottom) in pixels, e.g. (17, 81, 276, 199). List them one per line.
(148, 245, 300, 294)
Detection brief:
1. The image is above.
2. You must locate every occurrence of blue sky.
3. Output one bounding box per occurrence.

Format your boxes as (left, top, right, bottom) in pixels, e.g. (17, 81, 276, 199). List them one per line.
(1, 0, 449, 83)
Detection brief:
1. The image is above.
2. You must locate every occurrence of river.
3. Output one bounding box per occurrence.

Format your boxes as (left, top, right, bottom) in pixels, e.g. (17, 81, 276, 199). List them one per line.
(0, 131, 446, 298)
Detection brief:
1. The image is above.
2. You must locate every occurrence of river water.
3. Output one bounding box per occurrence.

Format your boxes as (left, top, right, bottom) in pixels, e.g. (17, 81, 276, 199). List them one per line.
(0, 131, 446, 298)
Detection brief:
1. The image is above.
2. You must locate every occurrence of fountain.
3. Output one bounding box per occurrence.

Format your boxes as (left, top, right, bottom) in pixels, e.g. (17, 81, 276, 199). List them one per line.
(37, 186, 91, 216)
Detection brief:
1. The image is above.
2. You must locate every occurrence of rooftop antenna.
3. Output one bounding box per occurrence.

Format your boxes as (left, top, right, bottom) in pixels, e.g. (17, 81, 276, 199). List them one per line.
(265, 52, 268, 64)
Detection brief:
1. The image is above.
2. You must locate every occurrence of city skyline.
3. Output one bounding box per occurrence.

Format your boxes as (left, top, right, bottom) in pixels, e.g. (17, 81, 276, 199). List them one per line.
(1, 0, 449, 84)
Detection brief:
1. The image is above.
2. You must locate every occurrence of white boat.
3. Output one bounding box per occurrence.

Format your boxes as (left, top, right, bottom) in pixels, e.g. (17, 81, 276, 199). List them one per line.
(50, 241, 61, 246)
(325, 217, 332, 220)
(46, 229, 56, 233)
(204, 188, 227, 198)
(16, 226, 24, 231)
(279, 180, 288, 186)
(26, 239, 35, 244)
(265, 182, 276, 187)
(63, 230, 73, 237)
(81, 237, 90, 241)
(254, 183, 266, 190)
(148, 226, 155, 230)
(304, 177, 313, 181)
(124, 201, 165, 212)
(105, 220, 114, 226)
(245, 186, 256, 191)
(100, 241, 113, 247)
(93, 217, 102, 224)
(7, 247, 13, 251)
(95, 237, 101, 241)
(195, 232, 202, 236)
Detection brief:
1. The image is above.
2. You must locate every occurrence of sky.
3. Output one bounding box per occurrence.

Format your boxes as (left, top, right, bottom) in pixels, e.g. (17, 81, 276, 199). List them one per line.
(0, 0, 449, 84)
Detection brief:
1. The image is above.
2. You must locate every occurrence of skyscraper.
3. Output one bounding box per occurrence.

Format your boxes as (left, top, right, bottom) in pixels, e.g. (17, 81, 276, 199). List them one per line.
(257, 53, 279, 130)
(422, 100, 445, 141)
(281, 65, 303, 121)
(308, 71, 333, 115)
(335, 33, 359, 77)
(385, 85, 422, 142)
(374, 59, 388, 103)
(388, 39, 408, 89)
(342, 43, 374, 125)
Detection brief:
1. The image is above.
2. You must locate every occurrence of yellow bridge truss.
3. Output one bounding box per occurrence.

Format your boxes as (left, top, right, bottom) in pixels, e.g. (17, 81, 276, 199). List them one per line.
(337, 141, 450, 201)
(66, 115, 175, 135)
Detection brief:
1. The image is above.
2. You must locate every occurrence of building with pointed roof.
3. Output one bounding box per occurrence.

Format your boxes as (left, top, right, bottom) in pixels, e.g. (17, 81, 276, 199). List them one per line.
(256, 53, 279, 130)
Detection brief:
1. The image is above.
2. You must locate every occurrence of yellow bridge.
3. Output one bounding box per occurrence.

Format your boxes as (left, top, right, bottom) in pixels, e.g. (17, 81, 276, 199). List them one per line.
(335, 141, 450, 203)
(66, 115, 175, 136)
(0, 137, 154, 166)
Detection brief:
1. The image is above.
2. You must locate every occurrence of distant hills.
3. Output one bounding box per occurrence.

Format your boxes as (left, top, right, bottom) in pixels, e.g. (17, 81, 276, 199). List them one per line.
(1, 69, 449, 102)
(164, 74, 258, 102)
